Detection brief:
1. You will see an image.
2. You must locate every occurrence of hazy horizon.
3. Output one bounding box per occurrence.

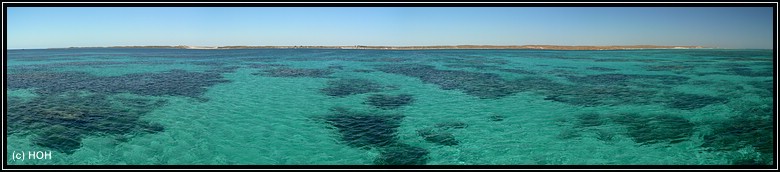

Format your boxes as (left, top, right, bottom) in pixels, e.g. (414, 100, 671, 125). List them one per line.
(7, 7, 775, 49)
(8, 44, 771, 50)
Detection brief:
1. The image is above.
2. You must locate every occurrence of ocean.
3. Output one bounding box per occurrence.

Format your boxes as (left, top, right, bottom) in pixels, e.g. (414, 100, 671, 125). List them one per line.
(4, 48, 774, 165)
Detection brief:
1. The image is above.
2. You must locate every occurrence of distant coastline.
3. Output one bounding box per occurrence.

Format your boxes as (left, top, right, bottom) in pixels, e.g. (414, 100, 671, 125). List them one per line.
(54, 45, 711, 51)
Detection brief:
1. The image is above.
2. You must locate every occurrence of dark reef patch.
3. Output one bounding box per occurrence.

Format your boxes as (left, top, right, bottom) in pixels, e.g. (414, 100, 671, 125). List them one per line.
(322, 108, 404, 149)
(374, 143, 430, 165)
(565, 73, 689, 86)
(21, 61, 179, 69)
(327, 65, 346, 70)
(594, 129, 615, 142)
(253, 67, 334, 78)
(644, 65, 693, 71)
(321, 78, 384, 97)
(575, 113, 605, 128)
(499, 68, 536, 75)
(543, 69, 579, 77)
(543, 85, 658, 107)
(6, 69, 230, 99)
(364, 94, 415, 110)
(566, 74, 633, 86)
(354, 57, 410, 63)
(434, 121, 469, 130)
(557, 128, 582, 140)
(594, 58, 663, 63)
(352, 69, 375, 73)
(702, 105, 773, 156)
(610, 114, 695, 145)
(7, 92, 167, 154)
(664, 93, 729, 110)
(684, 50, 772, 59)
(443, 64, 499, 70)
(511, 77, 568, 92)
(190, 61, 227, 66)
(240, 57, 279, 62)
(246, 63, 289, 69)
(416, 121, 468, 146)
(375, 64, 521, 99)
(32, 125, 84, 154)
(206, 66, 241, 73)
(747, 80, 773, 97)
(417, 128, 459, 146)
(585, 67, 618, 72)
(489, 114, 505, 122)
(726, 67, 773, 77)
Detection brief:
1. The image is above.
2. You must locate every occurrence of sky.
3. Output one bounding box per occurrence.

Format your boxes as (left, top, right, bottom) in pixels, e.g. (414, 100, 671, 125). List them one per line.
(6, 7, 775, 49)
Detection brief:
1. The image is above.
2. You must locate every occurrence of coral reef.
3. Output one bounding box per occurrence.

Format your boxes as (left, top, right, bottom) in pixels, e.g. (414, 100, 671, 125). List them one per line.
(322, 108, 404, 148)
(489, 114, 505, 122)
(610, 114, 695, 145)
(364, 94, 415, 110)
(375, 64, 520, 99)
(727, 67, 773, 77)
(576, 113, 605, 127)
(417, 128, 459, 146)
(6, 92, 167, 154)
(253, 67, 334, 78)
(374, 143, 430, 165)
(664, 93, 729, 110)
(7, 69, 230, 99)
(702, 106, 773, 156)
(321, 78, 384, 97)
(585, 67, 618, 72)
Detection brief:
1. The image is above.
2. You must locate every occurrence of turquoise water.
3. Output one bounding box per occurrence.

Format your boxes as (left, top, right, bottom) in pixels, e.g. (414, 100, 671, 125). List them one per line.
(5, 48, 774, 165)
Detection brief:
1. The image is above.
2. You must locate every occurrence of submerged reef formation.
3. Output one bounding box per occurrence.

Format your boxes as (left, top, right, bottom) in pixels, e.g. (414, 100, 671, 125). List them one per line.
(253, 67, 334, 78)
(373, 143, 430, 165)
(609, 113, 695, 145)
(575, 113, 605, 128)
(701, 105, 773, 164)
(434, 121, 470, 130)
(747, 80, 773, 97)
(321, 78, 384, 97)
(6, 69, 230, 100)
(375, 64, 521, 99)
(246, 63, 289, 69)
(5, 67, 231, 154)
(352, 69, 375, 73)
(726, 67, 773, 77)
(565, 73, 689, 86)
(327, 65, 346, 70)
(364, 94, 415, 110)
(558, 113, 615, 142)
(6, 92, 167, 154)
(499, 68, 536, 75)
(417, 121, 469, 146)
(374, 64, 728, 111)
(417, 128, 459, 146)
(21, 60, 179, 68)
(542, 85, 658, 107)
(319, 107, 429, 165)
(644, 65, 693, 72)
(664, 93, 729, 110)
(322, 107, 404, 148)
(489, 114, 505, 122)
(206, 66, 241, 73)
(443, 63, 500, 70)
(585, 67, 618, 72)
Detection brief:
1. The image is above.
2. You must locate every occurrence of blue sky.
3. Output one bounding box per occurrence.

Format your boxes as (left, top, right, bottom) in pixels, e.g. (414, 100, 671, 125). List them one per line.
(6, 7, 774, 49)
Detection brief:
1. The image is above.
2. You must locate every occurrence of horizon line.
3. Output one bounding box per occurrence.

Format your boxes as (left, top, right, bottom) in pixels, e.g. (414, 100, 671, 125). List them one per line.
(11, 44, 725, 50)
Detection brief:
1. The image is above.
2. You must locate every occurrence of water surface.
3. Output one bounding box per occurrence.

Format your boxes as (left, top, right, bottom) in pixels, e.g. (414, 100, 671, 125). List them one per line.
(5, 48, 774, 165)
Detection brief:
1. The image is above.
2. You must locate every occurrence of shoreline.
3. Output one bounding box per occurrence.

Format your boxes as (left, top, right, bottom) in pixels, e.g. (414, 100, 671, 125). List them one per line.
(45, 45, 715, 51)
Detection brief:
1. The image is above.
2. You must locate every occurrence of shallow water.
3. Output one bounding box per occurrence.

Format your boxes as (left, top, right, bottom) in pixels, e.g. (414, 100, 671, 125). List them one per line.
(5, 48, 774, 165)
